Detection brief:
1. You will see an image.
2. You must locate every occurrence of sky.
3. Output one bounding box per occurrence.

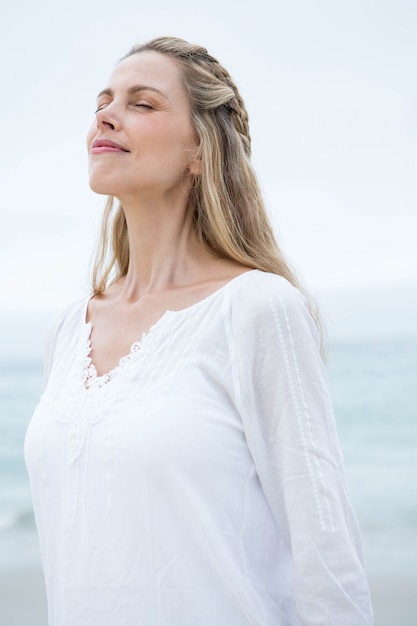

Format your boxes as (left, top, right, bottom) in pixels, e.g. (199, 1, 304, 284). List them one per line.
(0, 0, 416, 346)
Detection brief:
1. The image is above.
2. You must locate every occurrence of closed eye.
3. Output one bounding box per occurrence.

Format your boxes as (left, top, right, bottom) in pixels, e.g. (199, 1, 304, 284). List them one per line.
(94, 103, 109, 113)
(134, 103, 153, 110)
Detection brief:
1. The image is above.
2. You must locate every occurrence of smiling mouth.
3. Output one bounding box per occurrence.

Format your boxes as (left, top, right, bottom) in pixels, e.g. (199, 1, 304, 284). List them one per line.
(91, 139, 129, 153)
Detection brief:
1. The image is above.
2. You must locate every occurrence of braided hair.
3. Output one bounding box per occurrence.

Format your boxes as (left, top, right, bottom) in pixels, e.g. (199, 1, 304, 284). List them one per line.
(92, 37, 321, 345)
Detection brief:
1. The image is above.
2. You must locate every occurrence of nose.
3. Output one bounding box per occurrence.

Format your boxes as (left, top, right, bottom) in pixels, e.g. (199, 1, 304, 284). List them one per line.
(95, 103, 121, 131)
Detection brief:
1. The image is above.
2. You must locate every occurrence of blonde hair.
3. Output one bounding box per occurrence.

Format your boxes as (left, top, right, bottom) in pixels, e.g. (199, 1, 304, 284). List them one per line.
(91, 36, 322, 342)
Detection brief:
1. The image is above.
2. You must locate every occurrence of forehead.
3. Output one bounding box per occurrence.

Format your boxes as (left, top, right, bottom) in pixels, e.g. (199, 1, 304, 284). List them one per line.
(107, 51, 185, 97)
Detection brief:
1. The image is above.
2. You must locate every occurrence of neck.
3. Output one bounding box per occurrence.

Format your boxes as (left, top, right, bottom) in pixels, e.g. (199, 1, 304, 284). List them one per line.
(114, 192, 214, 301)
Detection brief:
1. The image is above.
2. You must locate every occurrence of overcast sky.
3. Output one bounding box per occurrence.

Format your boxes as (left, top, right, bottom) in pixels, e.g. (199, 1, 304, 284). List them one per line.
(0, 0, 416, 340)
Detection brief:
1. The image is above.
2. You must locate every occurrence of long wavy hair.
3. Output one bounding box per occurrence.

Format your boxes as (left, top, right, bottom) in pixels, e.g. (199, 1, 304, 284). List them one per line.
(91, 36, 322, 341)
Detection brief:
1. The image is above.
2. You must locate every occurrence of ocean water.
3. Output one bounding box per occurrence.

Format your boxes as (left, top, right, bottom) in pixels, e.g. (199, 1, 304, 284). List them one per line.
(0, 359, 43, 573)
(1, 336, 416, 588)
(0, 357, 44, 571)
(327, 336, 417, 584)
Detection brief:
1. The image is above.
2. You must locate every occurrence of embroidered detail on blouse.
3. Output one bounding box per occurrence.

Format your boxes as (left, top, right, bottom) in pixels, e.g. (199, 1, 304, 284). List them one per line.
(46, 306, 207, 465)
(56, 390, 103, 463)
(268, 296, 335, 533)
(82, 323, 148, 391)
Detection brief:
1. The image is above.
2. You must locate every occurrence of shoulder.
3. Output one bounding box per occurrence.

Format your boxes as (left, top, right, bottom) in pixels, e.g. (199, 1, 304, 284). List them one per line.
(229, 270, 320, 349)
(44, 296, 90, 376)
(47, 297, 89, 342)
(231, 270, 309, 321)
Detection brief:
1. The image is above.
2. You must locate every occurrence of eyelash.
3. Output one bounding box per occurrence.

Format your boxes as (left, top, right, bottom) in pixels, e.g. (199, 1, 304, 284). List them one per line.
(134, 103, 153, 110)
(94, 103, 153, 113)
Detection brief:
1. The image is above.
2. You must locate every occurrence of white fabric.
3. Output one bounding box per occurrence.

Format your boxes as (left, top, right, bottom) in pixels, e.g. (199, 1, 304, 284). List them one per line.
(25, 270, 373, 626)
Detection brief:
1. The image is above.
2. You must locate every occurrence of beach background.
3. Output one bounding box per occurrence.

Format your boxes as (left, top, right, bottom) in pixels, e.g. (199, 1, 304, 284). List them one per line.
(1, 1, 416, 625)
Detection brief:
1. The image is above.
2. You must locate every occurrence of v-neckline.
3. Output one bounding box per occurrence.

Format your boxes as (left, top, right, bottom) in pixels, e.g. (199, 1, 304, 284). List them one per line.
(81, 269, 258, 386)
(81, 309, 173, 389)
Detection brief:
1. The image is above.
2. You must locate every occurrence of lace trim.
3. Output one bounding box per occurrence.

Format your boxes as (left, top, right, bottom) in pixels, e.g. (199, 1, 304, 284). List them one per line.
(51, 317, 172, 463)
(48, 309, 193, 464)
(81, 323, 150, 391)
(46, 288, 230, 466)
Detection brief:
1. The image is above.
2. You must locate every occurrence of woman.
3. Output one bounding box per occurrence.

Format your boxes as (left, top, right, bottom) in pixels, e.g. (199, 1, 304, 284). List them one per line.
(25, 37, 373, 625)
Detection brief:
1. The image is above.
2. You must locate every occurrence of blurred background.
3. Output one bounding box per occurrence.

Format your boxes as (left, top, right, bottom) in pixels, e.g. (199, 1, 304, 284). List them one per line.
(0, 0, 416, 624)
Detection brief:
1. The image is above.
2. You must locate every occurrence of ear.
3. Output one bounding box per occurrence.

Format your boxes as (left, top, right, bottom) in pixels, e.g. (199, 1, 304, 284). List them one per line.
(189, 157, 202, 176)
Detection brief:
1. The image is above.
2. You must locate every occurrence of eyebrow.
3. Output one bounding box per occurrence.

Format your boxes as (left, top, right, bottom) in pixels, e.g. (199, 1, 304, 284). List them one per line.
(96, 85, 166, 100)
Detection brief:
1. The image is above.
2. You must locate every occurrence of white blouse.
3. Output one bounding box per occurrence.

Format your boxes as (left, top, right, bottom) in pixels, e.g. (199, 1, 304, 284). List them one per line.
(25, 270, 373, 626)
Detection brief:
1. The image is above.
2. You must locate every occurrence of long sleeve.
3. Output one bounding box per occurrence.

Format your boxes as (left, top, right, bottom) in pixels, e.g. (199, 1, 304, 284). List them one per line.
(229, 273, 373, 625)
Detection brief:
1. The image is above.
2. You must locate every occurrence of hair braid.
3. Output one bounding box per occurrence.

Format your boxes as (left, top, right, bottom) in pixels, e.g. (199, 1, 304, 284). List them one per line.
(193, 51, 252, 156)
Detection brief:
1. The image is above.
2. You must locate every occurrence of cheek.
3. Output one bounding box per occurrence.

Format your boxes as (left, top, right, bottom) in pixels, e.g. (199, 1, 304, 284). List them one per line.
(154, 123, 198, 168)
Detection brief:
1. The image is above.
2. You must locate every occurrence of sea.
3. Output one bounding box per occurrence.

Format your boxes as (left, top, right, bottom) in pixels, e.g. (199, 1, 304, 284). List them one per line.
(1, 333, 416, 618)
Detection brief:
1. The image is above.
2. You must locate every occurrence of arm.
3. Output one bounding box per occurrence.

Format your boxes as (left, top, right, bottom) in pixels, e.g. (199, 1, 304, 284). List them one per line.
(230, 273, 373, 625)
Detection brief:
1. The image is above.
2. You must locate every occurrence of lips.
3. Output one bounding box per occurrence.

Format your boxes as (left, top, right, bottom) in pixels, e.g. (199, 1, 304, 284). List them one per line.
(91, 139, 129, 154)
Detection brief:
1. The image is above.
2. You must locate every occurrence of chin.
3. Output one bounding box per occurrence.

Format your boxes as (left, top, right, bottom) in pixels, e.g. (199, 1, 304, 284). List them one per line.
(89, 181, 113, 195)
(88, 172, 121, 196)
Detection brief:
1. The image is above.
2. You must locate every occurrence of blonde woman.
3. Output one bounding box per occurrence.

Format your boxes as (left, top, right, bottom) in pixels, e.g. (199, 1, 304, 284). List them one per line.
(25, 37, 373, 626)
